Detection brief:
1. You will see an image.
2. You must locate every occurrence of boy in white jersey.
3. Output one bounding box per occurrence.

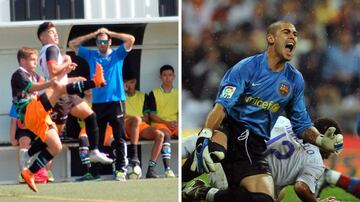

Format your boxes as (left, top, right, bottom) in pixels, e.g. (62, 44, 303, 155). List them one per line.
(37, 22, 112, 166)
(182, 116, 342, 202)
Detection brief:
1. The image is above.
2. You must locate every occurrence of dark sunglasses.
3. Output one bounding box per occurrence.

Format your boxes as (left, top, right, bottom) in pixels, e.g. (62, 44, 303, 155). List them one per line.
(96, 39, 109, 45)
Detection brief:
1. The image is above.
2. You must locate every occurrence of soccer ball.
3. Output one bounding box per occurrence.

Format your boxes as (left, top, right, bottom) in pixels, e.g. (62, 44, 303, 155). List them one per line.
(127, 165, 142, 180)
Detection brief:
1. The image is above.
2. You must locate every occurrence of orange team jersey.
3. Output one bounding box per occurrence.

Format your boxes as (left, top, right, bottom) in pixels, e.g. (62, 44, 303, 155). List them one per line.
(24, 99, 57, 142)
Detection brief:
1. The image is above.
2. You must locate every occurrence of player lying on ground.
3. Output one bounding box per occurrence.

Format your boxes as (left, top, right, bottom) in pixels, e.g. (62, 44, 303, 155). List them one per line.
(11, 47, 106, 192)
(182, 116, 342, 202)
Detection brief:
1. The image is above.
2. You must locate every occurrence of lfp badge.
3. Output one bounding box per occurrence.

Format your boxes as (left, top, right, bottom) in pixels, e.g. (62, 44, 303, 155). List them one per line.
(220, 86, 236, 99)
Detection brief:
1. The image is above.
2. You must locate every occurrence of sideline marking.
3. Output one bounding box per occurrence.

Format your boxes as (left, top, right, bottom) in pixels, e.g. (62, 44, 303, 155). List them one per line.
(0, 193, 127, 202)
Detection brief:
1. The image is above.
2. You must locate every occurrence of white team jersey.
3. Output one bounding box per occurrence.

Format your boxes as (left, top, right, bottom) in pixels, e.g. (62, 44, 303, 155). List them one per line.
(39, 44, 68, 84)
(266, 116, 325, 196)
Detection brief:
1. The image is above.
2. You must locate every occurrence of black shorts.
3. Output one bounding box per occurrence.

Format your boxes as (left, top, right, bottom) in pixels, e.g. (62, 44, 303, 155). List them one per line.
(15, 128, 37, 141)
(219, 117, 271, 188)
(92, 101, 125, 121)
(51, 94, 83, 124)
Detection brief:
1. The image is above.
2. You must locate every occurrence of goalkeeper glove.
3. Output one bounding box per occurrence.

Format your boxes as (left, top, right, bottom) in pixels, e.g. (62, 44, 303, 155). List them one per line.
(190, 128, 225, 173)
(316, 127, 344, 154)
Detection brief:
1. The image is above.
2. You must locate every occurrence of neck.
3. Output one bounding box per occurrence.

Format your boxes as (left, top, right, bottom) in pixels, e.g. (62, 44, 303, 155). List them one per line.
(267, 49, 286, 72)
(161, 84, 173, 93)
(126, 91, 136, 96)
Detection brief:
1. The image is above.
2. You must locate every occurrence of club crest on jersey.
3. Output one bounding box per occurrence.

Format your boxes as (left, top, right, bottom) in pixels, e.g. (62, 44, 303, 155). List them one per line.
(279, 83, 289, 96)
(220, 86, 236, 99)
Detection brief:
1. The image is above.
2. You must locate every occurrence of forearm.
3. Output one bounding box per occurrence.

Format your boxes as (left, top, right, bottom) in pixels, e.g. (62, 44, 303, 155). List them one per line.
(69, 31, 97, 52)
(149, 113, 168, 124)
(204, 103, 226, 130)
(299, 127, 320, 146)
(9, 119, 16, 140)
(28, 80, 52, 92)
(108, 31, 135, 50)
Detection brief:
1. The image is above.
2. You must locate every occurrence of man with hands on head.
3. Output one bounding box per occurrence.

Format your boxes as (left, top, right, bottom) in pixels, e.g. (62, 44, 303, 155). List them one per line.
(69, 27, 135, 181)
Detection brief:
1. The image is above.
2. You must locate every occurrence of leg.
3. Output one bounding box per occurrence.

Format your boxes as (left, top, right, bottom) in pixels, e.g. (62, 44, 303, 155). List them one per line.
(70, 101, 112, 164)
(140, 127, 164, 178)
(125, 117, 141, 164)
(110, 114, 127, 181)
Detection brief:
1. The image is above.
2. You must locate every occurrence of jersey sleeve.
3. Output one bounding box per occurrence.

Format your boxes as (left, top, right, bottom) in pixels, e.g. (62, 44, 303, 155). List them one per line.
(9, 104, 18, 119)
(77, 45, 92, 61)
(45, 46, 59, 64)
(215, 61, 251, 114)
(286, 75, 313, 136)
(11, 71, 32, 93)
(148, 91, 156, 114)
(114, 44, 128, 59)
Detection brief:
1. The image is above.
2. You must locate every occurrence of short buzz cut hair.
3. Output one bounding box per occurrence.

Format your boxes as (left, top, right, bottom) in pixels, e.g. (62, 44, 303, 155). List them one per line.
(160, 64, 174, 75)
(266, 20, 293, 35)
(17, 47, 38, 63)
(37, 21, 55, 39)
(313, 118, 342, 135)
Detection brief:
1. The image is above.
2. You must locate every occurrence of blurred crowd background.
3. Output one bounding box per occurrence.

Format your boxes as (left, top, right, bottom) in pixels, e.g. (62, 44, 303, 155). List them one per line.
(182, 0, 360, 134)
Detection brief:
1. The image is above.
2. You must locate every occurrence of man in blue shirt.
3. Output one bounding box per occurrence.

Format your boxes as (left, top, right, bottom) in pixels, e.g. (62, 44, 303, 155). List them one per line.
(184, 21, 343, 202)
(69, 28, 135, 181)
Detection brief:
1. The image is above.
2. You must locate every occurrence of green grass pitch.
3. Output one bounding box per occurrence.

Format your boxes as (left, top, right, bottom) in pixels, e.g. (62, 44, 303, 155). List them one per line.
(0, 178, 178, 202)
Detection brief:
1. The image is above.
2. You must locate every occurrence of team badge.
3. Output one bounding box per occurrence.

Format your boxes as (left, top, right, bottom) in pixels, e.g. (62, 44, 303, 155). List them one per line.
(279, 83, 289, 96)
(220, 86, 236, 99)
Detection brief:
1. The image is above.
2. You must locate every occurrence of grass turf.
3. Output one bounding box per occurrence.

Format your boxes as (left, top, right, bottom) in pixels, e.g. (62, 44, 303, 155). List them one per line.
(0, 178, 178, 202)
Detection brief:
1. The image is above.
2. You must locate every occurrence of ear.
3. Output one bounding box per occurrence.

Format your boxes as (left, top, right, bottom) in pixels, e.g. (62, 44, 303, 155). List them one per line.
(267, 34, 275, 44)
(108, 38, 112, 46)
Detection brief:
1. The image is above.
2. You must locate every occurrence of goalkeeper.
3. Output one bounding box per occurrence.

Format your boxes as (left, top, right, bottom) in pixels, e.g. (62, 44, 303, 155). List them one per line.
(182, 20, 343, 202)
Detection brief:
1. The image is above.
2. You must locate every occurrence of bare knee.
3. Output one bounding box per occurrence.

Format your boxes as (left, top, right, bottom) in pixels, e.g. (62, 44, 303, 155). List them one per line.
(155, 130, 165, 142)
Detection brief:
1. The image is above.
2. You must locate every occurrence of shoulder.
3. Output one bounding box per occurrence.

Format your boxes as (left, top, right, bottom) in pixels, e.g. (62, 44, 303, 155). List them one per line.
(285, 63, 304, 82)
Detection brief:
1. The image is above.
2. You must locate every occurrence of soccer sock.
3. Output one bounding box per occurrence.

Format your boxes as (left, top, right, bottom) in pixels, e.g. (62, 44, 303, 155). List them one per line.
(337, 174, 360, 197)
(29, 149, 53, 174)
(129, 144, 140, 163)
(79, 136, 91, 171)
(326, 169, 341, 185)
(84, 113, 99, 150)
(66, 81, 96, 95)
(161, 134, 171, 170)
(28, 138, 47, 157)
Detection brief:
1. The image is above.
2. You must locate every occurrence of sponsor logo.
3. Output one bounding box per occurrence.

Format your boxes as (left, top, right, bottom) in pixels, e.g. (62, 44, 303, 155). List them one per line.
(220, 86, 236, 99)
(244, 96, 280, 113)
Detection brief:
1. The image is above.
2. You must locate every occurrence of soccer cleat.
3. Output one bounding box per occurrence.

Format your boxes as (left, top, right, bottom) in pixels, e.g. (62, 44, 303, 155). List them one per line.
(182, 179, 210, 201)
(19, 149, 31, 170)
(75, 172, 100, 182)
(21, 169, 38, 192)
(47, 170, 55, 182)
(165, 169, 176, 178)
(146, 167, 159, 178)
(93, 63, 106, 87)
(89, 149, 113, 164)
(115, 170, 126, 181)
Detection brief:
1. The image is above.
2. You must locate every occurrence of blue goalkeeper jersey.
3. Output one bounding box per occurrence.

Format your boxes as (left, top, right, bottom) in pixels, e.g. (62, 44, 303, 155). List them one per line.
(215, 52, 312, 140)
(78, 44, 128, 103)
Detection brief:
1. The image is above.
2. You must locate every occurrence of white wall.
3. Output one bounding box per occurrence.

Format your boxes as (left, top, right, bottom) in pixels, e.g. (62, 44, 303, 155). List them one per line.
(84, 0, 159, 19)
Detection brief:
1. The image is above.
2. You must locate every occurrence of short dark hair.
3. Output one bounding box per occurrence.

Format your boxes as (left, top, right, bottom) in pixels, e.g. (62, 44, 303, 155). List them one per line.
(96, 32, 111, 40)
(160, 64, 174, 75)
(37, 21, 55, 40)
(314, 118, 342, 135)
(17, 47, 38, 63)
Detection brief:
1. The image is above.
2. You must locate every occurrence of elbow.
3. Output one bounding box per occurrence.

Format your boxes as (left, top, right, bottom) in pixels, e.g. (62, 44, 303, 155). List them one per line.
(129, 35, 135, 44)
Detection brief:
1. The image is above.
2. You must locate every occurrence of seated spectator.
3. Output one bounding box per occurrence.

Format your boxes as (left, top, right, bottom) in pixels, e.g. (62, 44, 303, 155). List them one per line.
(149, 64, 178, 178)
